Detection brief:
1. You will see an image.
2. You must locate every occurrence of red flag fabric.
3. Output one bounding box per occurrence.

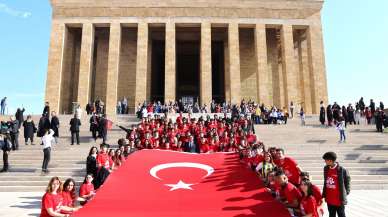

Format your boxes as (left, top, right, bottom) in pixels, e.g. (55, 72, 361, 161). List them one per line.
(72, 150, 290, 217)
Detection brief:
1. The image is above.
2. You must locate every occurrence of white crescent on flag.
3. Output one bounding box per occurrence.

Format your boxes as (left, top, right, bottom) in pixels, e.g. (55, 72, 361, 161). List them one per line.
(149, 162, 215, 180)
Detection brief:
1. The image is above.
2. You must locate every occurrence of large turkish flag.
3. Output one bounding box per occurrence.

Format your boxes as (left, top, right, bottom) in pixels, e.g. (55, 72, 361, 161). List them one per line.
(72, 150, 290, 217)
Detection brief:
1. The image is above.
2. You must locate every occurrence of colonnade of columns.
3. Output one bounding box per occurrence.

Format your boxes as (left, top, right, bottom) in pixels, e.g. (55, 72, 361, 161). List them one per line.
(45, 21, 327, 115)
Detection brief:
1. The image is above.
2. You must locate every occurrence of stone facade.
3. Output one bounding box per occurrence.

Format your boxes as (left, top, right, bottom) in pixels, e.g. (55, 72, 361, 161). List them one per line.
(45, 0, 328, 115)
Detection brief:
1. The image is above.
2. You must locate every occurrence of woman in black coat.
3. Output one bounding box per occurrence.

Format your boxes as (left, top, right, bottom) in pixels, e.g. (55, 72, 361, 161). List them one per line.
(23, 115, 37, 145)
(86, 146, 98, 177)
(319, 106, 326, 125)
(37, 115, 51, 137)
(326, 105, 333, 126)
(50, 112, 60, 140)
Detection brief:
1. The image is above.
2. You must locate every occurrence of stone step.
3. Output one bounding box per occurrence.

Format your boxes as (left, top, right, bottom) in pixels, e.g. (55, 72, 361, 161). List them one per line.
(301, 170, 388, 175)
(0, 180, 84, 186)
(297, 166, 388, 171)
(0, 171, 85, 177)
(0, 168, 84, 173)
(0, 186, 47, 192)
(0, 176, 84, 181)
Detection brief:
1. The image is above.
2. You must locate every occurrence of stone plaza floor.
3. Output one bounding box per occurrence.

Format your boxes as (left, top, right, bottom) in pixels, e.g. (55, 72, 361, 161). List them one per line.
(0, 191, 388, 217)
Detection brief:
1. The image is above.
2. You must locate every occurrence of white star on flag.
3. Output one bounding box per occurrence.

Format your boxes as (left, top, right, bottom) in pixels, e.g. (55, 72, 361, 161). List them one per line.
(165, 180, 195, 191)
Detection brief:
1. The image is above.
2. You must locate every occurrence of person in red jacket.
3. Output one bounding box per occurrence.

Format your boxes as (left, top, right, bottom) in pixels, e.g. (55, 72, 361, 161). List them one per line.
(300, 179, 319, 217)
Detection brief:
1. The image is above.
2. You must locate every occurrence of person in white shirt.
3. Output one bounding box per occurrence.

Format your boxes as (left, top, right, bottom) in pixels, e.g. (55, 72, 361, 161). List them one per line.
(76, 105, 82, 120)
(336, 116, 346, 143)
(42, 129, 55, 173)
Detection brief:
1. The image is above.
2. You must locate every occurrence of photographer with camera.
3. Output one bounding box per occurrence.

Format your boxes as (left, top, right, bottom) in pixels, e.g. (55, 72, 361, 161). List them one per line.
(0, 121, 12, 172)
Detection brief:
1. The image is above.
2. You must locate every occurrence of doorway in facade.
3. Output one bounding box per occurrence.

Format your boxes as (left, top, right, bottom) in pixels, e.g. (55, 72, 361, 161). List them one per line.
(176, 27, 200, 103)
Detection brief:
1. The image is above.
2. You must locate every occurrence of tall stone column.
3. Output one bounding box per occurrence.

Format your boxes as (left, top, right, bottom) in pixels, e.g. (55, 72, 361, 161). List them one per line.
(45, 21, 66, 113)
(200, 22, 212, 106)
(77, 23, 94, 111)
(307, 23, 328, 114)
(228, 22, 241, 105)
(165, 22, 176, 104)
(224, 41, 231, 102)
(254, 23, 270, 106)
(281, 25, 298, 109)
(105, 23, 122, 115)
(135, 22, 149, 107)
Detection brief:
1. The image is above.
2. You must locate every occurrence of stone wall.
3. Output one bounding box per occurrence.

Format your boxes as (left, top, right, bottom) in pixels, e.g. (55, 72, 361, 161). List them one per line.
(239, 28, 258, 102)
(60, 27, 81, 114)
(91, 27, 109, 103)
(117, 27, 137, 110)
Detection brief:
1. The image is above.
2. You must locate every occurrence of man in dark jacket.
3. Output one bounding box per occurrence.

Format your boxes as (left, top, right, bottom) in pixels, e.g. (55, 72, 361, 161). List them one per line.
(322, 152, 351, 217)
(99, 114, 108, 143)
(70, 114, 81, 145)
(1, 122, 11, 172)
(183, 135, 199, 153)
(50, 111, 60, 143)
(43, 102, 50, 118)
(8, 116, 19, 151)
(15, 108, 25, 129)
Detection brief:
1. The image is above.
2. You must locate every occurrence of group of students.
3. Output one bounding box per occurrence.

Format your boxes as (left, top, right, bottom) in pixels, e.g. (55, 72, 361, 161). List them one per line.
(40, 139, 134, 216)
(39, 111, 350, 217)
(241, 144, 350, 217)
(117, 113, 256, 153)
(40, 175, 96, 217)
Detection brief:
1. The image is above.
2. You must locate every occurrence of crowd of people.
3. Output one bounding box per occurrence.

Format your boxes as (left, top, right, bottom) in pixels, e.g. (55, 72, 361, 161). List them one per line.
(318, 98, 387, 143)
(38, 111, 351, 217)
(135, 99, 290, 125)
(4, 96, 382, 217)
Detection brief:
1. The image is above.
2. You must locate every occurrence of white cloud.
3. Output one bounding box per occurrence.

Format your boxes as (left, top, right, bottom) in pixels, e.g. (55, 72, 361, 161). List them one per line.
(0, 3, 32, 18)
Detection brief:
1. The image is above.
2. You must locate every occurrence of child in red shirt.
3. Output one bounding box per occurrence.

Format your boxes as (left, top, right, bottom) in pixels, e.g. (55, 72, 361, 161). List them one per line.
(300, 179, 319, 217)
(79, 174, 96, 205)
(96, 145, 110, 170)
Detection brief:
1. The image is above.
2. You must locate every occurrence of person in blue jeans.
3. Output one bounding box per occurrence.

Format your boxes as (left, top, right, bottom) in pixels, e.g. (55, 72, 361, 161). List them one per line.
(336, 116, 346, 143)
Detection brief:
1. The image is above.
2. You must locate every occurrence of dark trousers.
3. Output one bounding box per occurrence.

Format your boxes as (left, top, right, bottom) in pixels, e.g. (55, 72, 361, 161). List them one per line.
(10, 133, 19, 150)
(2, 151, 9, 171)
(71, 131, 80, 145)
(42, 147, 51, 171)
(91, 130, 97, 141)
(328, 204, 346, 217)
(25, 136, 34, 144)
(101, 132, 107, 143)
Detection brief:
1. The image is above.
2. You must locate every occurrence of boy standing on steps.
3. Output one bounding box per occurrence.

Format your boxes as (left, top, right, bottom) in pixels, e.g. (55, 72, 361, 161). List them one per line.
(322, 152, 351, 217)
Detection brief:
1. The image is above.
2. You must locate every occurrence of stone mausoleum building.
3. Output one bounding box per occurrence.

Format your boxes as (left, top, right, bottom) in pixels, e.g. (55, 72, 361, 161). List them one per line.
(45, 0, 328, 115)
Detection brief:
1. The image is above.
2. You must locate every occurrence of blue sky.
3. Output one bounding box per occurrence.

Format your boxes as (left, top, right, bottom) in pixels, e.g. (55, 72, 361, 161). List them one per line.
(0, 0, 387, 115)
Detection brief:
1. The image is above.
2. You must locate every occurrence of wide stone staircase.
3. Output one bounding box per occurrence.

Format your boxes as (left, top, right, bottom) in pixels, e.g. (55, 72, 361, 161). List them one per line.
(0, 114, 139, 192)
(0, 114, 387, 191)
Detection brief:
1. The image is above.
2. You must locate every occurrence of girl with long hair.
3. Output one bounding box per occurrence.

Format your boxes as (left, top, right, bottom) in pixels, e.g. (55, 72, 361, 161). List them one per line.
(300, 179, 319, 217)
(40, 177, 76, 217)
